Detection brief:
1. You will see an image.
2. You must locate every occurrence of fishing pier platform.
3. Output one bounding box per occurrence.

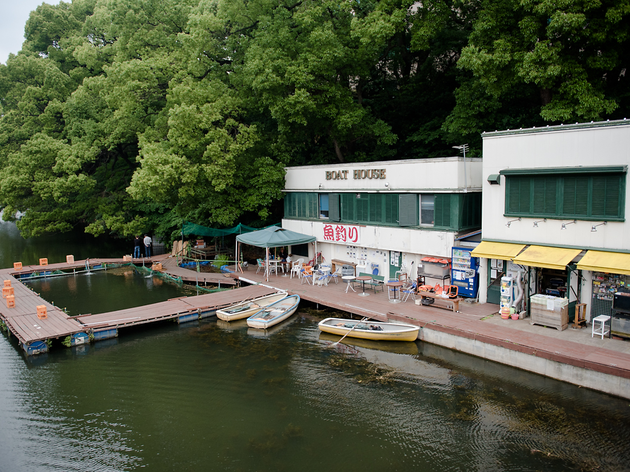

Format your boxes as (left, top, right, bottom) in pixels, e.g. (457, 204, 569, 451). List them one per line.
(0, 257, 271, 355)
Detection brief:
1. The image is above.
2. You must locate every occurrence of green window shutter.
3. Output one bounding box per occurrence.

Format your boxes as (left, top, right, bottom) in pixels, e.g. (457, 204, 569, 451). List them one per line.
(297, 193, 307, 218)
(369, 194, 382, 223)
(308, 193, 318, 218)
(504, 171, 624, 220)
(507, 176, 531, 214)
(341, 193, 354, 221)
(533, 176, 557, 214)
(592, 175, 622, 218)
(356, 194, 369, 222)
(398, 194, 418, 226)
(284, 193, 295, 217)
(329, 193, 340, 222)
(563, 176, 589, 216)
(385, 194, 399, 224)
(434, 194, 451, 227)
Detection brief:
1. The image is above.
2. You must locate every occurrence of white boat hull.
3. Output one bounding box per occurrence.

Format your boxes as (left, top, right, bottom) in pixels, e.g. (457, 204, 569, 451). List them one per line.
(216, 293, 287, 321)
(247, 295, 300, 329)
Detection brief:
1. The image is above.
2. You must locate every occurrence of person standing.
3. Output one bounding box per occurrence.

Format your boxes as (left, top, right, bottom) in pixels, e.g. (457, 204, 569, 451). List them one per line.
(144, 234, 152, 258)
(279, 247, 288, 273)
(133, 236, 142, 259)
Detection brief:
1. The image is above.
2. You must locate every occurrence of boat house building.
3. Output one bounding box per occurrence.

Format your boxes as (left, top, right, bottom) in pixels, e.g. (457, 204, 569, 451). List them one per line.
(282, 157, 483, 290)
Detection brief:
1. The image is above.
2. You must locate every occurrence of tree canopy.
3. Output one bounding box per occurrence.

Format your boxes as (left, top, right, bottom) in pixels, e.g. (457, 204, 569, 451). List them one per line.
(0, 0, 628, 240)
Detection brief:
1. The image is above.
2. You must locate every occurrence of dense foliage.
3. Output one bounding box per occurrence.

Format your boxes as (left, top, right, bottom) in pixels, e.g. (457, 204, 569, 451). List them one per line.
(0, 0, 628, 239)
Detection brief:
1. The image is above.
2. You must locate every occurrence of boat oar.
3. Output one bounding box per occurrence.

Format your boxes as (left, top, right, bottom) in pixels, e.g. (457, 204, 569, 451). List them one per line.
(333, 317, 369, 346)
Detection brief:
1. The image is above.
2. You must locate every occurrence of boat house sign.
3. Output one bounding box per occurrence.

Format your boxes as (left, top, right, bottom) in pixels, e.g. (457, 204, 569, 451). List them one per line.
(323, 224, 360, 244)
(326, 169, 386, 180)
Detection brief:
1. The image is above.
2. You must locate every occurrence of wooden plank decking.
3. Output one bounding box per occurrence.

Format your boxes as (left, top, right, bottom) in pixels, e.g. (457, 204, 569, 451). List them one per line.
(75, 285, 274, 330)
(0, 256, 272, 346)
(4, 255, 630, 396)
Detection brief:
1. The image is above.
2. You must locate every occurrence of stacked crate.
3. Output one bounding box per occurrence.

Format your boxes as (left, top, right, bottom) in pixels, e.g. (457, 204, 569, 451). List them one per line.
(530, 294, 569, 330)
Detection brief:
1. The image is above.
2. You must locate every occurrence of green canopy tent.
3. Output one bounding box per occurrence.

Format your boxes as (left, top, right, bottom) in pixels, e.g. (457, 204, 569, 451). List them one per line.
(179, 221, 266, 260)
(236, 226, 316, 281)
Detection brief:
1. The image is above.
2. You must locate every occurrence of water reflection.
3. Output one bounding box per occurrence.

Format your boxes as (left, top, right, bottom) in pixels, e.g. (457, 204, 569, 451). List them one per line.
(2, 310, 630, 471)
(2, 222, 630, 470)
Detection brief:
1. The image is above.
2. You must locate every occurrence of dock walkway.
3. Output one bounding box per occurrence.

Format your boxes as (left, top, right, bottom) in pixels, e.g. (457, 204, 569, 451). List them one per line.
(238, 265, 630, 399)
(3, 256, 630, 398)
(0, 257, 272, 351)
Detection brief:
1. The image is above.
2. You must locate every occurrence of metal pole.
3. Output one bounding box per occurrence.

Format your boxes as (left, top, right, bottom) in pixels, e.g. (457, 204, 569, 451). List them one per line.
(453, 144, 469, 193)
(463, 144, 468, 193)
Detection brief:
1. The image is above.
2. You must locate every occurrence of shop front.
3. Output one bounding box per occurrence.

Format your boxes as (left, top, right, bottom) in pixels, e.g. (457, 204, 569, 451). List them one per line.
(577, 250, 630, 338)
(471, 241, 525, 305)
(473, 242, 584, 327)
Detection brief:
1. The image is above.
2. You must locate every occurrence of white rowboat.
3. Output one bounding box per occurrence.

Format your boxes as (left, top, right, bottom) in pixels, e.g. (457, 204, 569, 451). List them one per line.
(247, 294, 300, 329)
(216, 292, 287, 321)
(317, 317, 420, 342)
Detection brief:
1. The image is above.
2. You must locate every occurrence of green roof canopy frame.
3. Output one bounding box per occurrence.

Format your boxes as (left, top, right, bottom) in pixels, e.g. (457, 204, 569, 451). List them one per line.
(236, 226, 316, 281)
(183, 221, 259, 237)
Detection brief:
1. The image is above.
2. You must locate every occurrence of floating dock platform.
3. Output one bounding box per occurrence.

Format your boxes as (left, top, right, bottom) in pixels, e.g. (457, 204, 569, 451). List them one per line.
(0, 257, 274, 355)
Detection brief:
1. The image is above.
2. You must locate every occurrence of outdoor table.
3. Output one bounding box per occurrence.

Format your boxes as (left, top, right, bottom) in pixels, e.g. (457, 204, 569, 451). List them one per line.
(355, 275, 372, 297)
(342, 275, 356, 293)
(385, 280, 404, 303)
(268, 260, 282, 276)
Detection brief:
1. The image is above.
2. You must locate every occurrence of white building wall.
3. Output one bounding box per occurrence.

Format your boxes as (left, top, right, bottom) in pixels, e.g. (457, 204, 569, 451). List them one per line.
(481, 122, 630, 250)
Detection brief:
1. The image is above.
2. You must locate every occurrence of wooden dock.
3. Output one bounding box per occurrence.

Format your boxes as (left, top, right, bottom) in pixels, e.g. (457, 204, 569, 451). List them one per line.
(0, 257, 273, 355)
(74, 285, 274, 331)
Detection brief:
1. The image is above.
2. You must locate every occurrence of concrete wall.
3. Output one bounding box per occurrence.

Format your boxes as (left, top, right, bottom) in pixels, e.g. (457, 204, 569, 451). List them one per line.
(421, 326, 630, 400)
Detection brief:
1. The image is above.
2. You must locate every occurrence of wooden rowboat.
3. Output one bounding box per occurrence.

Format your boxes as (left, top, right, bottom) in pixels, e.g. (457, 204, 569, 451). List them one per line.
(216, 292, 287, 321)
(317, 317, 420, 342)
(247, 294, 300, 329)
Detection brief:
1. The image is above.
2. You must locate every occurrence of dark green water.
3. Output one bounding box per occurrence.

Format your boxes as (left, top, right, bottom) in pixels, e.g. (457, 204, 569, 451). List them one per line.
(2, 221, 630, 471)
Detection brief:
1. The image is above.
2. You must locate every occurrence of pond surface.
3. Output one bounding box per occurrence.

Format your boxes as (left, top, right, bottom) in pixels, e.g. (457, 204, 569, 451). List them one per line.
(1, 221, 630, 471)
(25, 267, 201, 317)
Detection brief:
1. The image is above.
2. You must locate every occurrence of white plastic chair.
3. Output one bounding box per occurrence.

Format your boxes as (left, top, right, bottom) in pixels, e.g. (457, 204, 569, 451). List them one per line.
(290, 258, 304, 278)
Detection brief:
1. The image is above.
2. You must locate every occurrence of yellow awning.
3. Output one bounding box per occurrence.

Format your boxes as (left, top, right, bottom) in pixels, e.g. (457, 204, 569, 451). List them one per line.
(512, 245, 581, 270)
(471, 241, 526, 260)
(576, 250, 630, 276)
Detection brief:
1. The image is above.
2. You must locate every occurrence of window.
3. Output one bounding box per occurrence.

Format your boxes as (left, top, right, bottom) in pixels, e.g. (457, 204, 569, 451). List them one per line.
(339, 193, 399, 225)
(286, 191, 477, 230)
(504, 169, 626, 220)
(284, 193, 318, 219)
(420, 194, 435, 225)
(319, 194, 329, 219)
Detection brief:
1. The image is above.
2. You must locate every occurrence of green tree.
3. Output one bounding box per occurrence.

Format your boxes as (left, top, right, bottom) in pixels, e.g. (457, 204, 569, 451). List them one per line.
(445, 0, 630, 138)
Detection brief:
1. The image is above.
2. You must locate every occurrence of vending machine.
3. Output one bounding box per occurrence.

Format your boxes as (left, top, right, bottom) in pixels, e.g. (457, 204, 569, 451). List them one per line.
(500, 276, 514, 317)
(451, 247, 479, 298)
